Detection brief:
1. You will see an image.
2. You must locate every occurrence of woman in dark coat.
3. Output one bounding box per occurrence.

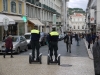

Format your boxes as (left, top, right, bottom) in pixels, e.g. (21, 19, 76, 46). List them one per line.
(3, 35, 13, 58)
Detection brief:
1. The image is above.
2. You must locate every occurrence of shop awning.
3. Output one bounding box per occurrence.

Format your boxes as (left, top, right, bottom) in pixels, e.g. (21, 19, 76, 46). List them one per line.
(0, 14, 15, 26)
(6, 15, 23, 22)
(29, 18, 44, 26)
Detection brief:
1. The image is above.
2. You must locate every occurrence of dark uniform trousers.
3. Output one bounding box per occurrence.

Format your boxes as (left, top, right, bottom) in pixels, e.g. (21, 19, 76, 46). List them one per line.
(31, 41, 40, 59)
(50, 41, 58, 58)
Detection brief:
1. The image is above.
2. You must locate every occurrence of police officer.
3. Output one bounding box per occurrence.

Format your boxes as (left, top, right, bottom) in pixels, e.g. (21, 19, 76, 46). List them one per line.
(48, 27, 59, 61)
(31, 26, 40, 61)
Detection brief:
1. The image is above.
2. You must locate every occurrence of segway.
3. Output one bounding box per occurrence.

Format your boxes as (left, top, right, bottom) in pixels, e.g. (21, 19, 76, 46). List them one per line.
(29, 53, 42, 64)
(47, 50, 61, 65)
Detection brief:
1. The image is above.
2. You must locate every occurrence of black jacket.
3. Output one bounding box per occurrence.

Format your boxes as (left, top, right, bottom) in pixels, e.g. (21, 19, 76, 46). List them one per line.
(64, 35, 72, 44)
(31, 29, 40, 41)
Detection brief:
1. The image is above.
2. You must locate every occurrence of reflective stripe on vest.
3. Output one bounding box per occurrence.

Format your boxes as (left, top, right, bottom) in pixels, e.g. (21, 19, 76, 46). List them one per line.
(31, 29, 39, 34)
(50, 32, 59, 36)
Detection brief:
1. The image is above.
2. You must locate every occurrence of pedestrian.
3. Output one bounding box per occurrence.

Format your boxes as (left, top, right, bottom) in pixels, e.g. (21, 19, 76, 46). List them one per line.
(48, 27, 59, 61)
(30, 26, 40, 61)
(64, 32, 72, 53)
(87, 33, 92, 49)
(92, 32, 97, 44)
(75, 33, 80, 46)
(3, 35, 13, 58)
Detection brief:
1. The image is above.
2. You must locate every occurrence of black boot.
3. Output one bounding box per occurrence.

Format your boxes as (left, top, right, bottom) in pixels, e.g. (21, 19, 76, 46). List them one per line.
(36, 57, 39, 61)
(55, 56, 57, 62)
(55, 58, 57, 62)
(3, 53, 6, 58)
(50, 56, 53, 61)
(11, 56, 14, 58)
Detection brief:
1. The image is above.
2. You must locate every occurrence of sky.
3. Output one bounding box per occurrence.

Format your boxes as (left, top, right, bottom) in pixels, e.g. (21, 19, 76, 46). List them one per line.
(68, 0, 89, 11)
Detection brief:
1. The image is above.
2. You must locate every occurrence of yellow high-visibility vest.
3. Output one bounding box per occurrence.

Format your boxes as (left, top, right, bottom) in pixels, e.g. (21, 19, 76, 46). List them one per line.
(50, 31, 59, 36)
(31, 29, 39, 34)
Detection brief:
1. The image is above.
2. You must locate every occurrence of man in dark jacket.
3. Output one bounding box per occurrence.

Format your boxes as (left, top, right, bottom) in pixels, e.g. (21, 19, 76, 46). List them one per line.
(31, 26, 40, 61)
(75, 33, 80, 46)
(3, 35, 13, 58)
(64, 32, 72, 53)
(87, 33, 92, 49)
(92, 33, 97, 44)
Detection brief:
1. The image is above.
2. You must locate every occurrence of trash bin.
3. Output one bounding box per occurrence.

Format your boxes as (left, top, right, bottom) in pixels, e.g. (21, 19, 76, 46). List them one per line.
(92, 40, 100, 75)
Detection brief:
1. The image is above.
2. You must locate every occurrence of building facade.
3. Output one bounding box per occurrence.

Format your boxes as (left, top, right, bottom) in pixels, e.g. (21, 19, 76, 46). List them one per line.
(0, 0, 26, 41)
(26, 0, 62, 33)
(0, 0, 63, 41)
(86, 0, 100, 33)
(40, 0, 62, 33)
(69, 13, 86, 33)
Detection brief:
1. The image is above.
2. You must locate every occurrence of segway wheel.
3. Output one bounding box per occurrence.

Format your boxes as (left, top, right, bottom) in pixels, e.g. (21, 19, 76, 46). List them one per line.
(47, 55, 50, 65)
(29, 55, 32, 64)
(39, 55, 42, 64)
(58, 56, 60, 65)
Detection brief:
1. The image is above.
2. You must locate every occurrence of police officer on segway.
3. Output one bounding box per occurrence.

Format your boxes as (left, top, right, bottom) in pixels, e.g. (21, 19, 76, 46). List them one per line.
(30, 26, 40, 61)
(48, 27, 59, 61)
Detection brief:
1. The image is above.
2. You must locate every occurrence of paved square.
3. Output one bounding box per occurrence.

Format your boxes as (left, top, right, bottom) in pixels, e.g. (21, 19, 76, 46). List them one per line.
(0, 56, 94, 75)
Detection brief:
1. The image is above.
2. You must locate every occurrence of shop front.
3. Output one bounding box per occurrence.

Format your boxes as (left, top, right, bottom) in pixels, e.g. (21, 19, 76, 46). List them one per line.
(6, 15, 26, 36)
(0, 14, 15, 41)
(28, 18, 44, 32)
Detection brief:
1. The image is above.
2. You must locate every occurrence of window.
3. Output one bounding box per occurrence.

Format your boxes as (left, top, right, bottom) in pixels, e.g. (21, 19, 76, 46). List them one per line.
(11, 1, 16, 13)
(26, 5, 28, 16)
(82, 26, 84, 29)
(78, 26, 80, 29)
(19, 2, 22, 14)
(3, 0, 8, 11)
(74, 26, 75, 29)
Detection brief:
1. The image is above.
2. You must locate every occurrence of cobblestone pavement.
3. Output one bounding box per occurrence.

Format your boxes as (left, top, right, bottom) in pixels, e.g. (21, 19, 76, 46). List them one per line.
(0, 56, 94, 75)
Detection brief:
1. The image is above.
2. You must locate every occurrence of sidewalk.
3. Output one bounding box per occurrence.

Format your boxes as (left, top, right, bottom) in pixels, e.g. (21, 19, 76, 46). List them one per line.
(0, 55, 94, 75)
(83, 39, 93, 59)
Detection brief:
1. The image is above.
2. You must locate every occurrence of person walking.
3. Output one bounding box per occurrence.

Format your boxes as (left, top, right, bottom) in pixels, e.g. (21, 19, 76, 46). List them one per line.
(92, 32, 97, 44)
(64, 32, 72, 53)
(3, 35, 13, 58)
(48, 27, 59, 61)
(30, 26, 40, 61)
(75, 33, 80, 46)
(87, 33, 92, 49)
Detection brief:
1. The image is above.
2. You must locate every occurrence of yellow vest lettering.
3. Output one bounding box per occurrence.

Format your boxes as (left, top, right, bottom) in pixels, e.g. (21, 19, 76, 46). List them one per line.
(31, 29, 39, 34)
(50, 32, 59, 36)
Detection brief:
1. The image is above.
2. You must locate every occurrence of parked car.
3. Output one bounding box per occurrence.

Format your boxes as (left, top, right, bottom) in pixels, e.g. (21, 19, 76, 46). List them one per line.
(0, 36, 28, 54)
(24, 33, 31, 49)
